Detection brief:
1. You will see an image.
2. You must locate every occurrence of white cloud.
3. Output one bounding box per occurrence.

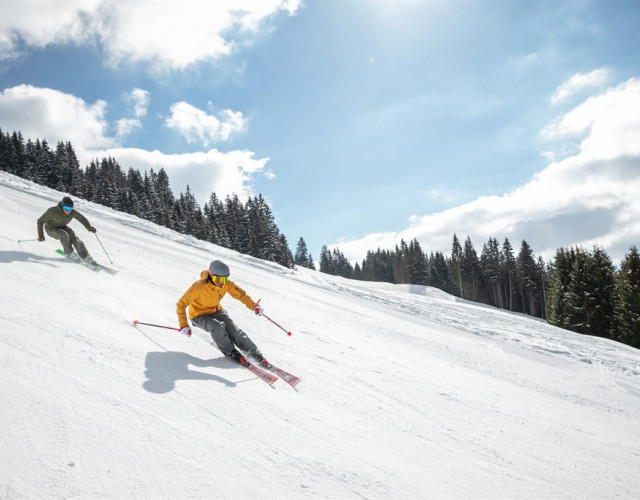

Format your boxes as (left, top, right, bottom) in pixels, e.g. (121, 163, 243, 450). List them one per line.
(0, 84, 113, 149)
(86, 147, 269, 204)
(0, 0, 301, 70)
(112, 88, 149, 141)
(542, 79, 640, 160)
(126, 88, 149, 118)
(0, 84, 268, 204)
(551, 68, 611, 106)
(0, 0, 100, 60)
(166, 101, 247, 146)
(115, 118, 141, 141)
(336, 77, 640, 265)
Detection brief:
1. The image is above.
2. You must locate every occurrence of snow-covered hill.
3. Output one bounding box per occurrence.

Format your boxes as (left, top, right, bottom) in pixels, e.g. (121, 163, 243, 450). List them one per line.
(1, 171, 639, 499)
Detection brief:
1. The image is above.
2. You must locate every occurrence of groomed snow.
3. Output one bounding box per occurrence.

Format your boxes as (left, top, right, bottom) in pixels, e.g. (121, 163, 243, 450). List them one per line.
(1, 171, 639, 499)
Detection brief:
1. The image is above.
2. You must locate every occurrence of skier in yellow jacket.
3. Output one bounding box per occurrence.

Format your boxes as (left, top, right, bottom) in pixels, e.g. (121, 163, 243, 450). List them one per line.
(177, 260, 267, 365)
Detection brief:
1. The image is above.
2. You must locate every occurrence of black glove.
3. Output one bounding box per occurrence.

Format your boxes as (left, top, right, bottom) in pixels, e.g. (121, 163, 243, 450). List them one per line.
(38, 236, 45, 242)
(88, 226, 97, 233)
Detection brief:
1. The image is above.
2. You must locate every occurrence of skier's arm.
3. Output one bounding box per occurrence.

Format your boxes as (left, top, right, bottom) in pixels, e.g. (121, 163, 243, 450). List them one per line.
(73, 210, 95, 232)
(227, 282, 256, 311)
(37, 213, 47, 240)
(176, 288, 194, 329)
(36, 208, 53, 240)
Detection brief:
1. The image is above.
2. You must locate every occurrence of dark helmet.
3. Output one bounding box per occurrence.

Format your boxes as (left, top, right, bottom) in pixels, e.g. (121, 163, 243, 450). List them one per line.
(209, 260, 230, 277)
(61, 196, 74, 208)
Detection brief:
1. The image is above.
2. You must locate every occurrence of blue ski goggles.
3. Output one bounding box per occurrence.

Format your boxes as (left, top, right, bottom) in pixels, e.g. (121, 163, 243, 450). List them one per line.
(62, 205, 74, 212)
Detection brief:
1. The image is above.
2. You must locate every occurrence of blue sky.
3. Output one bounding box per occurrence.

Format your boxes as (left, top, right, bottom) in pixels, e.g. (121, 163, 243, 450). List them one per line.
(1, 0, 640, 263)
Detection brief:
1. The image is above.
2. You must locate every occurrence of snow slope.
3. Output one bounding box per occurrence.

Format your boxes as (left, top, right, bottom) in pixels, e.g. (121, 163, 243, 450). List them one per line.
(1, 171, 640, 499)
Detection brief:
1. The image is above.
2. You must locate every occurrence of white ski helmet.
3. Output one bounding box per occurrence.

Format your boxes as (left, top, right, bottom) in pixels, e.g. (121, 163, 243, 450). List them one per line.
(209, 260, 230, 277)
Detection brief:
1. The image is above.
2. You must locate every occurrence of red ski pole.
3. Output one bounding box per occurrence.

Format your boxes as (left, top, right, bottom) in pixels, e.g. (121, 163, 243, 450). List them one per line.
(263, 313, 292, 337)
(132, 320, 180, 331)
(255, 301, 292, 337)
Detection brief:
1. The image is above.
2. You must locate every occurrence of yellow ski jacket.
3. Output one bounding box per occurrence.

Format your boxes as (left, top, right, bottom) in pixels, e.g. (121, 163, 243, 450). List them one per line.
(176, 270, 257, 328)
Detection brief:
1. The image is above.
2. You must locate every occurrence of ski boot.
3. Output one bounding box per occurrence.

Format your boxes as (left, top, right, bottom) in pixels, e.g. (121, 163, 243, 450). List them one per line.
(249, 350, 272, 368)
(83, 256, 98, 266)
(66, 251, 81, 262)
(228, 349, 249, 366)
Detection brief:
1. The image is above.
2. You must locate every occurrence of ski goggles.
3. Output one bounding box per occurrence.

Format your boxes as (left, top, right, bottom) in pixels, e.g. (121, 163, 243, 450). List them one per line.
(209, 273, 228, 284)
(62, 205, 74, 212)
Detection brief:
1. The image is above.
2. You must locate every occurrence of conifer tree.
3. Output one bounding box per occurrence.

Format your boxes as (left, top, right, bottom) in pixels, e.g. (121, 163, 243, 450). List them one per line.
(360, 251, 373, 281)
(307, 250, 316, 271)
(501, 238, 516, 311)
(548, 248, 572, 328)
(125, 167, 146, 216)
(428, 251, 456, 294)
(224, 194, 249, 254)
(331, 247, 353, 278)
(203, 192, 230, 247)
(516, 240, 539, 315)
(176, 186, 205, 239)
(53, 141, 70, 191)
(294, 237, 315, 269)
(142, 170, 161, 223)
(154, 168, 175, 228)
(450, 234, 463, 298)
(537, 256, 549, 320)
(353, 261, 362, 279)
(481, 237, 504, 308)
(589, 246, 618, 338)
(65, 141, 82, 195)
(617, 245, 640, 347)
(394, 241, 408, 283)
(246, 195, 279, 262)
(462, 236, 481, 301)
(23, 138, 37, 180)
(276, 234, 295, 269)
(0, 129, 10, 174)
(36, 139, 54, 187)
(10, 131, 26, 179)
(565, 247, 618, 338)
(407, 239, 428, 285)
(319, 245, 333, 274)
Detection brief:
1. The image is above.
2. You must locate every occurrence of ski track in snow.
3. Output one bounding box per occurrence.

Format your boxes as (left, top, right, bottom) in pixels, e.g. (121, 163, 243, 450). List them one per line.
(1, 171, 640, 499)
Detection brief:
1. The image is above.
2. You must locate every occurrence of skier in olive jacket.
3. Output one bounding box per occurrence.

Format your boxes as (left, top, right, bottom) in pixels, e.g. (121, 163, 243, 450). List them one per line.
(37, 196, 97, 264)
(176, 260, 268, 365)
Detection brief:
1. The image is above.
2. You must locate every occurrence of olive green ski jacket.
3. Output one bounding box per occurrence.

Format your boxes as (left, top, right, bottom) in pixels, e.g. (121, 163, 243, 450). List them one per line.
(37, 203, 93, 239)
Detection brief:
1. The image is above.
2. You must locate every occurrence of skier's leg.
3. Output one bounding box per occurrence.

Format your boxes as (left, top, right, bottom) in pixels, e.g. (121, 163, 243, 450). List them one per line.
(45, 226, 73, 255)
(66, 228, 91, 260)
(191, 314, 236, 356)
(214, 311, 261, 359)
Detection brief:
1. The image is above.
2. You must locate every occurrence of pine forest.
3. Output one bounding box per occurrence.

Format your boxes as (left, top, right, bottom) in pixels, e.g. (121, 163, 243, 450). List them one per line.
(1, 128, 638, 349)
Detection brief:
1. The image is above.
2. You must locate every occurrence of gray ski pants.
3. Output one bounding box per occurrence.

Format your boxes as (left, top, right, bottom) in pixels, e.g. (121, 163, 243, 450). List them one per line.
(192, 311, 258, 357)
(45, 225, 90, 258)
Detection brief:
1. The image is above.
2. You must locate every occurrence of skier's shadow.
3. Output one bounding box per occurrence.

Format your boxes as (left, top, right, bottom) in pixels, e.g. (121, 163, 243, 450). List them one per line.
(143, 351, 237, 394)
(0, 250, 58, 266)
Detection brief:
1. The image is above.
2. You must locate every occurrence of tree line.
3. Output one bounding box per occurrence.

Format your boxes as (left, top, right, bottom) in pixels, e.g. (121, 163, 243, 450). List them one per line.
(0, 128, 302, 269)
(320, 236, 640, 349)
(2, 128, 637, 348)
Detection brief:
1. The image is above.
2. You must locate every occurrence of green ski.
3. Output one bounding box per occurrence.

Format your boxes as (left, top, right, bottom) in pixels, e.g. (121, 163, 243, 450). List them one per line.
(55, 249, 118, 275)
